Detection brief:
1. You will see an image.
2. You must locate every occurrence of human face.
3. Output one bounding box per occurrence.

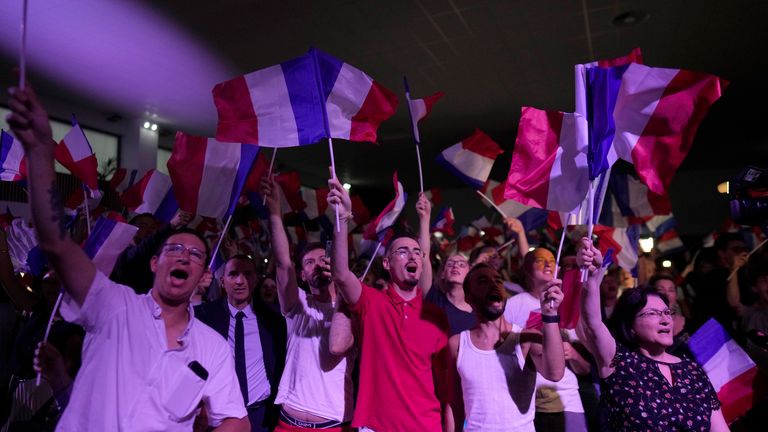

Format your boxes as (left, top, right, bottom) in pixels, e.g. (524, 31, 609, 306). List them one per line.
(527, 248, 555, 283)
(132, 214, 159, 243)
(466, 266, 507, 321)
(632, 295, 674, 348)
(300, 248, 331, 291)
(222, 258, 258, 307)
(442, 255, 469, 285)
(150, 233, 207, 305)
(600, 274, 619, 301)
(753, 275, 768, 304)
(383, 237, 422, 290)
(720, 240, 747, 268)
(260, 277, 277, 303)
(654, 278, 677, 306)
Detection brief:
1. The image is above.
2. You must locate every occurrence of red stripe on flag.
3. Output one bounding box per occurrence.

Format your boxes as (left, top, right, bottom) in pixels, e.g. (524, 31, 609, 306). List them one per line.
(597, 47, 643, 67)
(349, 81, 398, 143)
(460, 129, 503, 160)
(505, 108, 561, 208)
(212, 76, 260, 144)
(168, 133, 207, 213)
(718, 366, 760, 423)
(631, 71, 728, 194)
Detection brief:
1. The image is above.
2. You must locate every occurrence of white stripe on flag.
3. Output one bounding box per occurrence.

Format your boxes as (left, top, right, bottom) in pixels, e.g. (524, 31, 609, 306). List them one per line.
(613, 64, 677, 162)
(135, 172, 172, 214)
(704, 339, 757, 392)
(326, 63, 373, 139)
(92, 223, 139, 275)
(441, 144, 494, 184)
(244, 65, 301, 147)
(547, 113, 589, 213)
(64, 125, 93, 161)
(198, 140, 239, 219)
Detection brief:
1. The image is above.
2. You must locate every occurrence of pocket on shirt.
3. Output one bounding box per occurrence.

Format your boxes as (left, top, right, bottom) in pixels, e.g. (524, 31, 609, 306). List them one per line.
(161, 363, 206, 421)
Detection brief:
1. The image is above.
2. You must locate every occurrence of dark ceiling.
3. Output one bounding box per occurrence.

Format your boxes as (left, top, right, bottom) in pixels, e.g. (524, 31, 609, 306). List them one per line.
(1, 0, 766, 236)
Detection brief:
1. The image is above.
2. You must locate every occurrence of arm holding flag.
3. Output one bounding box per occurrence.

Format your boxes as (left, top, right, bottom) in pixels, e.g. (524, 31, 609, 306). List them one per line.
(327, 173, 361, 306)
(261, 175, 299, 315)
(7, 85, 95, 306)
(576, 238, 615, 378)
(504, 216, 529, 261)
(416, 192, 433, 296)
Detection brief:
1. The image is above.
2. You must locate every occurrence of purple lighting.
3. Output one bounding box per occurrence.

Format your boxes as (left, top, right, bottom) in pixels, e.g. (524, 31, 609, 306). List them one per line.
(0, 0, 235, 134)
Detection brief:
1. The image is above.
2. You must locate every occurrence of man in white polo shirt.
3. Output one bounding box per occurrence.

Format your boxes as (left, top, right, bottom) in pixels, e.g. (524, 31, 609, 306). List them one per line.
(7, 84, 249, 431)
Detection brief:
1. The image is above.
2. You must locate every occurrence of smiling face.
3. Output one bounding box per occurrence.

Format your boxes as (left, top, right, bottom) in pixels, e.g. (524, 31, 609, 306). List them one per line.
(442, 254, 470, 285)
(632, 295, 674, 348)
(465, 265, 507, 321)
(382, 237, 422, 291)
(525, 248, 555, 285)
(150, 233, 207, 306)
(222, 257, 258, 308)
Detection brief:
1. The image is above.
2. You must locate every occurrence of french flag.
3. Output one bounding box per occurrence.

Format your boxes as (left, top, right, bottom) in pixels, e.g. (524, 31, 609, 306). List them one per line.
(213, 47, 398, 147)
(407, 90, 444, 143)
(109, 168, 138, 195)
(599, 172, 672, 227)
(430, 207, 455, 237)
(424, 187, 443, 206)
(504, 107, 589, 213)
(689, 319, 761, 423)
(644, 215, 685, 254)
(436, 129, 503, 189)
(590, 62, 728, 194)
(55, 120, 99, 194)
(0, 130, 26, 181)
(120, 169, 179, 223)
(480, 179, 549, 232)
(593, 224, 640, 272)
(168, 132, 260, 220)
(82, 217, 139, 275)
(525, 269, 582, 330)
(362, 172, 407, 241)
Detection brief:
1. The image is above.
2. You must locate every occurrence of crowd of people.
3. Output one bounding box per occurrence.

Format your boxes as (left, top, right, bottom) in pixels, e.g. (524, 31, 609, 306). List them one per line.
(1, 85, 767, 432)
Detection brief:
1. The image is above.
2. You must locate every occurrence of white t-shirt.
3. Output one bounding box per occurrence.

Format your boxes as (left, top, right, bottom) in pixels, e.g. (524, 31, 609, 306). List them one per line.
(503, 292, 584, 414)
(57, 271, 246, 431)
(275, 290, 356, 421)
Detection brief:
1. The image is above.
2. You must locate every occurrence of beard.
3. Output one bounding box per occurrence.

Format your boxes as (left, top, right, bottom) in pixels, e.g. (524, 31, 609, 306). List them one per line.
(400, 275, 419, 290)
(478, 304, 505, 321)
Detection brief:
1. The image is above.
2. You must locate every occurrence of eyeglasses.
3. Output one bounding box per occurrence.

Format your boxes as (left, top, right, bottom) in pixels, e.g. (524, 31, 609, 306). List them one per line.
(445, 259, 469, 269)
(636, 309, 675, 320)
(390, 247, 425, 260)
(162, 243, 206, 264)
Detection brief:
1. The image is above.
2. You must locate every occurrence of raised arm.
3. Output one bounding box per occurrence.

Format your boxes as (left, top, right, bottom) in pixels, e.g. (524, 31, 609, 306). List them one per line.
(726, 252, 748, 316)
(7, 86, 95, 306)
(261, 175, 298, 314)
(329, 301, 355, 355)
(327, 173, 362, 306)
(576, 237, 615, 378)
(415, 192, 433, 296)
(504, 217, 529, 262)
(525, 277, 565, 381)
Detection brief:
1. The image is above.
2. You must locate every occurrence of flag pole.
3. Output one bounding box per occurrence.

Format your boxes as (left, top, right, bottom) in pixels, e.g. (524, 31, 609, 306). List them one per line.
(36, 290, 64, 386)
(19, 0, 28, 90)
(581, 181, 596, 282)
(727, 238, 768, 281)
(262, 148, 278, 205)
(403, 76, 424, 193)
(550, 220, 571, 309)
(475, 190, 508, 218)
(209, 214, 233, 271)
(83, 186, 91, 236)
(359, 241, 382, 281)
(327, 137, 340, 232)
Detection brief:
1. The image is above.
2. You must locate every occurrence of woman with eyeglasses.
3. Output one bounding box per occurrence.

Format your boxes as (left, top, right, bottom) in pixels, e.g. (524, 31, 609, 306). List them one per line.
(577, 238, 729, 432)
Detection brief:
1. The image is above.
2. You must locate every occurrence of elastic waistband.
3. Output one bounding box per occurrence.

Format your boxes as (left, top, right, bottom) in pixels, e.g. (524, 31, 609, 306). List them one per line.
(279, 409, 345, 429)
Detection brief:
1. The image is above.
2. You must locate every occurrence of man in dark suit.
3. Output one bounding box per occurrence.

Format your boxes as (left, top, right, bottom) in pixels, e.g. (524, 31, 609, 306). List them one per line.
(195, 255, 287, 432)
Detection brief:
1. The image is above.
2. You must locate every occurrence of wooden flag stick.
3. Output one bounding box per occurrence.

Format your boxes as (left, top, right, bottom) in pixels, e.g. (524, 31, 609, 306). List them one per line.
(261, 148, 278, 205)
(36, 290, 64, 386)
(359, 241, 382, 281)
(476, 190, 508, 218)
(208, 215, 233, 271)
(19, 0, 29, 90)
(327, 137, 340, 232)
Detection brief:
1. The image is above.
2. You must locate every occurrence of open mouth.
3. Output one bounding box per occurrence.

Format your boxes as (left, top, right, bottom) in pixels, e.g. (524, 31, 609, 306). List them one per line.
(170, 269, 189, 282)
(486, 292, 504, 304)
(405, 263, 418, 273)
(658, 329, 671, 335)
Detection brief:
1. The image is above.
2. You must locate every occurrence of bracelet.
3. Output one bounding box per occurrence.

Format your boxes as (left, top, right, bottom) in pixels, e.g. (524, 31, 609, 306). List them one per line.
(541, 314, 560, 324)
(339, 212, 354, 222)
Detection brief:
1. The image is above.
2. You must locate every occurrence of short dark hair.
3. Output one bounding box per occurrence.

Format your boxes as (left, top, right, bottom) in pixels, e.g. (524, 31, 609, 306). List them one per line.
(154, 228, 211, 261)
(225, 254, 256, 270)
(714, 232, 744, 251)
(648, 274, 675, 289)
(607, 286, 669, 350)
(128, 212, 156, 226)
(384, 231, 419, 255)
(296, 242, 325, 267)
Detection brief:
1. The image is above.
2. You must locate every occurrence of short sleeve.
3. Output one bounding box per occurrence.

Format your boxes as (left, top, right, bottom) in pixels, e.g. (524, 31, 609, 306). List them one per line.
(59, 271, 132, 332)
(203, 338, 248, 426)
(350, 281, 373, 318)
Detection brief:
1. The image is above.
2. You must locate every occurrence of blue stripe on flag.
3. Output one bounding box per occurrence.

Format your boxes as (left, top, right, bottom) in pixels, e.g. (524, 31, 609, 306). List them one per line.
(225, 145, 260, 219)
(519, 208, 549, 232)
(312, 48, 344, 103)
(0, 131, 14, 166)
(586, 64, 629, 179)
(281, 55, 328, 145)
(83, 217, 117, 259)
(654, 217, 678, 236)
(688, 318, 732, 366)
(155, 191, 180, 223)
(435, 153, 485, 189)
(609, 173, 634, 217)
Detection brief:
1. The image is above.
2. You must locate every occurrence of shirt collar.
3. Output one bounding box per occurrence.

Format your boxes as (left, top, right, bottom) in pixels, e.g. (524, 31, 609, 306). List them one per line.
(147, 290, 195, 344)
(385, 284, 423, 308)
(227, 300, 254, 319)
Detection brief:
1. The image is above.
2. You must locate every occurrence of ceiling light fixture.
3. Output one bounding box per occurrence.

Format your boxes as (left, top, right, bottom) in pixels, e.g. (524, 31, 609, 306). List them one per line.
(143, 121, 150, 129)
(612, 10, 650, 28)
(150, 123, 158, 131)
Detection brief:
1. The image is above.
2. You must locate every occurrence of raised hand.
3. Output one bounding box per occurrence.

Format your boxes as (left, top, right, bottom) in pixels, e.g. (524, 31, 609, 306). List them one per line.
(576, 237, 602, 274)
(415, 192, 431, 222)
(327, 168, 352, 219)
(6, 85, 54, 152)
(541, 277, 564, 315)
(260, 175, 282, 216)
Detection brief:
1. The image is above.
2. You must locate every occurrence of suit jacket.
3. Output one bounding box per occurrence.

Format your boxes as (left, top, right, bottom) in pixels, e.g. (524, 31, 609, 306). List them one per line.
(194, 297, 286, 425)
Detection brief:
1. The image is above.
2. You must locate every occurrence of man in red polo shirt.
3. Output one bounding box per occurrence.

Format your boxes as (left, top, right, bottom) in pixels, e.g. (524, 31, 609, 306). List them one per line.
(327, 175, 449, 432)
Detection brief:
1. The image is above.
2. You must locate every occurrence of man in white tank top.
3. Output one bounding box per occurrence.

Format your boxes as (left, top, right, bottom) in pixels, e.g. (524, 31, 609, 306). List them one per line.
(262, 177, 355, 431)
(445, 263, 566, 432)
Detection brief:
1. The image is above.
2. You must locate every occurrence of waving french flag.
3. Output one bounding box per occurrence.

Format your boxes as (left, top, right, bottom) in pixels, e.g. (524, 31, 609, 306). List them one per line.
(109, 168, 138, 195)
(121, 169, 179, 223)
(593, 224, 640, 272)
(55, 120, 99, 194)
(407, 88, 444, 143)
(436, 129, 503, 189)
(0, 130, 26, 181)
(213, 47, 398, 147)
(599, 172, 672, 226)
(481, 179, 549, 232)
(363, 172, 407, 241)
(587, 63, 727, 194)
(689, 319, 760, 423)
(430, 206, 455, 236)
(83, 217, 139, 275)
(504, 107, 589, 213)
(168, 132, 260, 220)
